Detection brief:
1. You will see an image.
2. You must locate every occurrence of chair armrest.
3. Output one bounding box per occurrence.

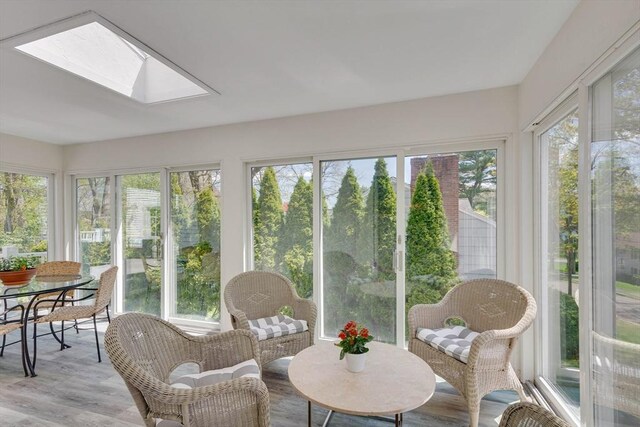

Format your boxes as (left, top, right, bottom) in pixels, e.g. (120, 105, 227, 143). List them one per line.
(0, 303, 24, 320)
(228, 307, 250, 330)
(292, 298, 316, 341)
(407, 301, 455, 338)
(196, 329, 261, 370)
(466, 321, 534, 368)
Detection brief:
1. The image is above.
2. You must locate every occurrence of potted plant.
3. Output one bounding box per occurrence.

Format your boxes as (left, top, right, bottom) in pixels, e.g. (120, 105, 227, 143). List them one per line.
(0, 255, 41, 285)
(335, 320, 374, 373)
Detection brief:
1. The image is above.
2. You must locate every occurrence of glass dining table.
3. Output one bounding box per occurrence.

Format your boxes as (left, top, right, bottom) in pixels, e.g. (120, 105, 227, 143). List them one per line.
(1, 274, 95, 377)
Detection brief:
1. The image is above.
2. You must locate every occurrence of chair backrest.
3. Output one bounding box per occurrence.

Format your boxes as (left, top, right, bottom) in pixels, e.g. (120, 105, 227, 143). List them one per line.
(94, 266, 118, 311)
(446, 279, 536, 333)
(36, 261, 81, 276)
(105, 312, 200, 419)
(225, 271, 297, 320)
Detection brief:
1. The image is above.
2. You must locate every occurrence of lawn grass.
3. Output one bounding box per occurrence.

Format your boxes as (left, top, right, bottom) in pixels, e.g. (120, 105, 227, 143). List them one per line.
(616, 280, 640, 299)
(616, 318, 640, 344)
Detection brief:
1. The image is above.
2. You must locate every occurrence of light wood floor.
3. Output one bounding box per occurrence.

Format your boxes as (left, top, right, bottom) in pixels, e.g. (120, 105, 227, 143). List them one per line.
(0, 319, 519, 426)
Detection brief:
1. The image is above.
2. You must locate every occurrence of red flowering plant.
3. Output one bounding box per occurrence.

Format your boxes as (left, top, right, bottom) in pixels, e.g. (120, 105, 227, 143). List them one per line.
(335, 320, 374, 360)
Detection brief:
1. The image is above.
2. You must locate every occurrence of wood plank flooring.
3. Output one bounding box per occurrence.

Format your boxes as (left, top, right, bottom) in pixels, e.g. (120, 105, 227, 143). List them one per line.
(0, 319, 519, 426)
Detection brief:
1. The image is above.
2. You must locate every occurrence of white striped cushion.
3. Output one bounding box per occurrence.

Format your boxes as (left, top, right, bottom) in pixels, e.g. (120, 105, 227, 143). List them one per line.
(170, 359, 260, 389)
(156, 359, 261, 426)
(248, 314, 308, 341)
(416, 326, 479, 364)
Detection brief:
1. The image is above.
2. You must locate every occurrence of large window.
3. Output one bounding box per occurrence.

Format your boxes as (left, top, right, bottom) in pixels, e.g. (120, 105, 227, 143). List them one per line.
(119, 173, 161, 315)
(77, 177, 112, 276)
(251, 162, 313, 299)
(320, 156, 398, 343)
(590, 47, 639, 426)
(170, 169, 221, 322)
(403, 150, 498, 335)
(0, 172, 49, 260)
(538, 109, 581, 416)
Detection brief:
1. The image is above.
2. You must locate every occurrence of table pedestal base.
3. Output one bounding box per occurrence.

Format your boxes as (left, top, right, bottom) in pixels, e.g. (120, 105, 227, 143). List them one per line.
(308, 402, 403, 427)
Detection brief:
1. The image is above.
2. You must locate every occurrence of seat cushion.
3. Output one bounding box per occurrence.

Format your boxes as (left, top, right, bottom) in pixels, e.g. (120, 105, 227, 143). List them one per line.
(156, 359, 261, 426)
(170, 359, 260, 389)
(416, 325, 479, 364)
(248, 314, 308, 341)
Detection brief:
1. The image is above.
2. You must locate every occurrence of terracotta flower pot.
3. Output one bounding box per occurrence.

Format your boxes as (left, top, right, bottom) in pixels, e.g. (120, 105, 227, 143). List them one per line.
(0, 268, 37, 285)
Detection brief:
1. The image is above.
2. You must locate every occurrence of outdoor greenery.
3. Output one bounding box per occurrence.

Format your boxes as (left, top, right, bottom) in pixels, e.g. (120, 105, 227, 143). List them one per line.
(0, 172, 48, 254)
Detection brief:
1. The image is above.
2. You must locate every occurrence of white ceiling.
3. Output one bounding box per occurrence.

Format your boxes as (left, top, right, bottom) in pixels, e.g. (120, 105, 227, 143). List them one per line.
(0, 0, 579, 145)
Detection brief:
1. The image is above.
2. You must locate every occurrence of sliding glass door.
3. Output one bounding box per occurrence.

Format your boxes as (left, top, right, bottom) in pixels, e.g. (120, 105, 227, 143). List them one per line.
(169, 169, 221, 322)
(320, 156, 398, 343)
(403, 149, 498, 316)
(590, 47, 639, 426)
(119, 173, 162, 315)
(537, 108, 581, 418)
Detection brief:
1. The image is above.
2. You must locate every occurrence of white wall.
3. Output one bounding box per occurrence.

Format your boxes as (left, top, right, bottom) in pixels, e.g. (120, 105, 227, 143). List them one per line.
(519, 0, 640, 129)
(63, 85, 522, 338)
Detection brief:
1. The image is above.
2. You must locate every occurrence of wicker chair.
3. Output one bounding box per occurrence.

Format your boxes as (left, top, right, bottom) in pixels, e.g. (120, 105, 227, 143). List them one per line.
(35, 261, 82, 307)
(0, 304, 27, 376)
(33, 266, 117, 365)
(224, 271, 316, 366)
(408, 279, 537, 427)
(105, 313, 270, 427)
(499, 402, 570, 427)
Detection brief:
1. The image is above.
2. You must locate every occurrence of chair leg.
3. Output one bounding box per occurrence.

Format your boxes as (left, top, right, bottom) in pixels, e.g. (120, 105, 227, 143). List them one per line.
(60, 320, 65, 351)
(20, 329, 28, 377)
(32, 322, 38, 368)
(468, 400, 480, 427)
(106, 304, 111, 323)
(72, 301, 79, 334)
(0, 334, 5, 357)
(93, 314, 101, 363)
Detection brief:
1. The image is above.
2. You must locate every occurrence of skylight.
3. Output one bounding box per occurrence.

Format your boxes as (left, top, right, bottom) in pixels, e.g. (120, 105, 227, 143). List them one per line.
(15, 21, 210, 104)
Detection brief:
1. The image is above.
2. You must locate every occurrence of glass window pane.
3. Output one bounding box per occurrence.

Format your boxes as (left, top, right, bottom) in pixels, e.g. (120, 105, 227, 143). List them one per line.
(170, 169, 221, 322)
(540, 111, 581, 414)
(321, 157, 397, 344)
(77, 177, 112, 277)
(120, 173, 161, 315)
(0, 172, 48, 261)
(251, 163, 313, 299)
(591, 47, 640, 426)
(404, 151, 497, 323)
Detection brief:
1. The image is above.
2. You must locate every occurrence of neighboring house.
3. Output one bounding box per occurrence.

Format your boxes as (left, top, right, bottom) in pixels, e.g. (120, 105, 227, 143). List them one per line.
(617, 232, 640, 285)
(457, 199, 497, 280)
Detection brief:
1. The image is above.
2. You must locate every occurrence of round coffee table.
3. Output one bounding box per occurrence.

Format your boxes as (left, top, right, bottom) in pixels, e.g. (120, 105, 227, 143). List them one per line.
(288, 340, 435, 426)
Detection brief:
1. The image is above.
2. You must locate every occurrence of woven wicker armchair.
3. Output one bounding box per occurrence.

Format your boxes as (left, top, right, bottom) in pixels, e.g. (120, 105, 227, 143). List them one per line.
(105, 313, 270, 427)
(224, 271, 316, 366)
(499, 402, 570, 427)
(408, 279, 537, 427)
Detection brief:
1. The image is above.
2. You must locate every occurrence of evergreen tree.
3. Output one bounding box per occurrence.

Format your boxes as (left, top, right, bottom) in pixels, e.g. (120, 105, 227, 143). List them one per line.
(195, 187, 221, 251)
(325, 166, 365, 259)
(279, 177, 313, 298)
(406, 162, 456, 281)
(254, 167, 284, 270)
(358, 158, 397, 279)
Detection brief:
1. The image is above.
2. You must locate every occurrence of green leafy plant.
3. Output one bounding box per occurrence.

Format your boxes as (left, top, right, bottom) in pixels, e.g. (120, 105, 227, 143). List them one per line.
(0, 255, 41, 272)
(335, 320, 374, 359)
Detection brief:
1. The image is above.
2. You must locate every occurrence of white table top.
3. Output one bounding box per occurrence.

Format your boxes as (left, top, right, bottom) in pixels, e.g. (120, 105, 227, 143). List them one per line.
(288, 340, 436, 416)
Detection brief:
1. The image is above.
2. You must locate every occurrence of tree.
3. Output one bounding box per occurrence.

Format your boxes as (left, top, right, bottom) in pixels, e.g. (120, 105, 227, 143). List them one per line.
(254, 167, 284, 270)
(195, 187, 221, 252)
(279, 177, 313, 298)
(358, 158, 397, 279)
(406, 162, 457, 281)
(325, 166, 365, 258)
(458, 150, 497, 213)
